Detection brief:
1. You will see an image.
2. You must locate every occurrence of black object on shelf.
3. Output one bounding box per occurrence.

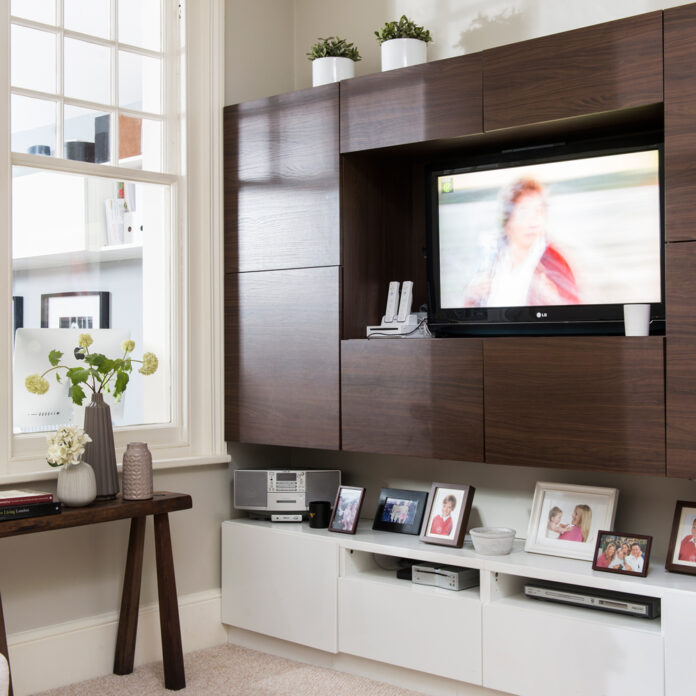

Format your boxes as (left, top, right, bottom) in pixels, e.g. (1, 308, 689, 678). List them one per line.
(64, 140, 95, 163)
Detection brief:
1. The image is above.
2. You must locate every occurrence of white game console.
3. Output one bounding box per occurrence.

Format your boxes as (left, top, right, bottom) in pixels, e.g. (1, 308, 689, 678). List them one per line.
(366, 281, 429, 337)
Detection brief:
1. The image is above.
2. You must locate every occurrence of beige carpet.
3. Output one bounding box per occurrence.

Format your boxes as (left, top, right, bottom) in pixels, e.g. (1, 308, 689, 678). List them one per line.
(34, 644, 428, 696)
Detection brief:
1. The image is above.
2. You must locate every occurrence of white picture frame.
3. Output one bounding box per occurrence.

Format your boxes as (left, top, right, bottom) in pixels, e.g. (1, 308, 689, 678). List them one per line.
(525, 482, 619, 561)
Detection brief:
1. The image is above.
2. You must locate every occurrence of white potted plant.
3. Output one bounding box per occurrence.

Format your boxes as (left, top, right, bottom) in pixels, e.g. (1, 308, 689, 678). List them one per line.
(307, 36, 361, 86)
(47, 425, 96, 507)
(374, 15, 432, 71)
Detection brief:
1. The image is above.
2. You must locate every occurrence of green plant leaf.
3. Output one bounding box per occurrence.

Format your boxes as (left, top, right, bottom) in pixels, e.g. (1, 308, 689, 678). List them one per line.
(69, 383, 86, 405)
(66, 367, 90, 384)
(48, 350, 63, 367)
(84, 352, 107, 369)
(113, 371, 129, 400)
(374, 15, 432, 43)
(307, 36, 361, 61)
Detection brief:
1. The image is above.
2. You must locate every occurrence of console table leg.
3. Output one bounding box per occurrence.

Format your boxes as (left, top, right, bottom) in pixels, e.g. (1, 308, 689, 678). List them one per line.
(0, 592, 12, 696)
(114, 516, 146, 675)
(153, 513, 185, 690)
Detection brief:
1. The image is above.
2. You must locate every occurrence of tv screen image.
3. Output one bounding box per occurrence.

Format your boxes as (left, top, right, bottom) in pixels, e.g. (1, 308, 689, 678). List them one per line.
(431, 148, 662, 332)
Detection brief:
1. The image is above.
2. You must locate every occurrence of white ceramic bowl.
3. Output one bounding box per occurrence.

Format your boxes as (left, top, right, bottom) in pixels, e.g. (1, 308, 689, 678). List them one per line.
(469, 526, 516, 555)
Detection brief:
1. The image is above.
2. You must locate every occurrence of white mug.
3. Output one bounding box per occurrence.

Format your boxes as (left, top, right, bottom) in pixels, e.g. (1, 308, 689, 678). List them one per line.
(623, 304, 650, 336)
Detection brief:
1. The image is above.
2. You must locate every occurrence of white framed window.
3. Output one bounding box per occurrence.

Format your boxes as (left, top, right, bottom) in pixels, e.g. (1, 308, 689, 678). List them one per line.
(1, 0, 228, 480)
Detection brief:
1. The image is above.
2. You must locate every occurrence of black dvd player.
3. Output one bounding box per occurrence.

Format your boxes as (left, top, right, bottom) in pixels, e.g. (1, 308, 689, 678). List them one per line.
(524, 580, 661, 619)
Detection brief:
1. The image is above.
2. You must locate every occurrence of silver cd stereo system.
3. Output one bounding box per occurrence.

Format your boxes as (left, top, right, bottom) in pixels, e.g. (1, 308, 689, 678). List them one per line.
(233, 469, 341, 515)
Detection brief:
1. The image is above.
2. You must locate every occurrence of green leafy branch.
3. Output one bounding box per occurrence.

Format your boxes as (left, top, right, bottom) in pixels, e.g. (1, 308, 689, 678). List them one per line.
(374, 15, 432, 44)
(307, 36, 362, 61)
(25, 335, 158, 406)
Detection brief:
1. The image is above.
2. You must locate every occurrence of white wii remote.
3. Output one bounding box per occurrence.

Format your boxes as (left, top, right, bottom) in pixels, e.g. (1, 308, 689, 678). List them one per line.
(384, 281, 400, 322)
(397, 281, 413, 322)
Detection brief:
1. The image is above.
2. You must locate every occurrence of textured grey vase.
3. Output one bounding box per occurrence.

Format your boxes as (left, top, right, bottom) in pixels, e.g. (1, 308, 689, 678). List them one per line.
(83, 392, 119, 499)
(122, 442, 153, 500)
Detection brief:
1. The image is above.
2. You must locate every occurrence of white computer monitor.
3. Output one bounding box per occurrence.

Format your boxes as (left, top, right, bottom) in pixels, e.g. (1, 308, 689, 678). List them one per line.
(13, 328, 131, 433)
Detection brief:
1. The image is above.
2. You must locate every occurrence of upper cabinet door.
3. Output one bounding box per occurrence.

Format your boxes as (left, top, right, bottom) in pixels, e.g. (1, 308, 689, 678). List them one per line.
(224, 84, 340, 273)
(483, 12, 663, 131)
(340, 54, 482, 153)
(665, 3, 696, 243)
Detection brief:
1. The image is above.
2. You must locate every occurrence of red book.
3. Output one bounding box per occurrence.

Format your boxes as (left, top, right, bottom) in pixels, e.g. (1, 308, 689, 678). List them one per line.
(0, 489, 53, 507)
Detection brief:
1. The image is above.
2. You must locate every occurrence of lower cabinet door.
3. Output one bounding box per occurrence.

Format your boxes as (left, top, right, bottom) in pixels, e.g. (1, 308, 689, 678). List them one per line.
(221, 522, 338, 652)
(482, 599, 664, 696)
(338, 576, 482, 684)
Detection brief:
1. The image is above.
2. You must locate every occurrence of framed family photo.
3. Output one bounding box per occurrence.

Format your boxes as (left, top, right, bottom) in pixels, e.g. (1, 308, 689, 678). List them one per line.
(592, 531, 652, 577)
(525, 482, 619, 560)
(420, 483, 475, 548)
(665, 500, 696, 575)
(372, 488, 428, 535)
(328, 486, 365, 535)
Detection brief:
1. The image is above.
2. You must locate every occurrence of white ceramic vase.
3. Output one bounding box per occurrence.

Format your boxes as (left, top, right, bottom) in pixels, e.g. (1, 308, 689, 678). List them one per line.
(312, 56, 355, 86)
(380, 38, 428, 71)
(57, 460, 97, 507)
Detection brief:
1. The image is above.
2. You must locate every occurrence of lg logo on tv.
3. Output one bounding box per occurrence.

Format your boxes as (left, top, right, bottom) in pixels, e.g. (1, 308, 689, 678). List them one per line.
(536, 312, 548, 318)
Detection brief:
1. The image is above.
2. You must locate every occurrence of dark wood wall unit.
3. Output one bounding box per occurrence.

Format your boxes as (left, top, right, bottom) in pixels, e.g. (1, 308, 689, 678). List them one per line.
(341, 154, 427, 339)
(664, 3, 696, 243)
(484, 338, 665, 475)
(223, 84, 340, 273)
(666, 242, 696, 477)
(340, 53, 483, 153)
(341, 339, 484, 461)
(224, 267, 340, 450)
(482, 12, 663, 132)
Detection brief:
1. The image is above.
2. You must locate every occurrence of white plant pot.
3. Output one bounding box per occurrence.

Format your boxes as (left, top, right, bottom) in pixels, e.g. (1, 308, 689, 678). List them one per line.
(312, 57, 355, 87)
(381, 38, 428, 71)
(57, 460, 97, 507)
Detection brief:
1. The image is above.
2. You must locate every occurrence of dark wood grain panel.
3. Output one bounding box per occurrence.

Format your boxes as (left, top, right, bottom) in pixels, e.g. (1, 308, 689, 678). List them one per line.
(340, 53, 482, 153)
(224, 84, 340, 272)
(225, 267, 340, 449)
(483, 12, 663, 131)
(484, 338, 665, 474)
(341, 339, 483, 461)
(341, 154, 427, 339)
(665, 4, 696, 242)
(666, 241, 696, 477)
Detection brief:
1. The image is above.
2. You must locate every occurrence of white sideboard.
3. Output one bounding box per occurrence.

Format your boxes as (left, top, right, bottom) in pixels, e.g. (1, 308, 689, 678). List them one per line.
(221, 518, 696, 696)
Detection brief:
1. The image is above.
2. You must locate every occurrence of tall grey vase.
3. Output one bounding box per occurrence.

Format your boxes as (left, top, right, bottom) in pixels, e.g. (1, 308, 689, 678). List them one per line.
(83, 392, 119, 499)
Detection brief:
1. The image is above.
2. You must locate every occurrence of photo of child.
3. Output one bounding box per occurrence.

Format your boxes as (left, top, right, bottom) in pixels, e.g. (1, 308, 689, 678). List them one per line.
(381, 498, 418, 526)
(546, 506, 570, 539)
(420, 483, 475, 548)
(328, 486, 365, 534)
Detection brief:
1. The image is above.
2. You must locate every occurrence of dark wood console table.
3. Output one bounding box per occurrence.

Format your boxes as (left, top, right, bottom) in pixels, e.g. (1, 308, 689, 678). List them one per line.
(0, 491, 193, 695)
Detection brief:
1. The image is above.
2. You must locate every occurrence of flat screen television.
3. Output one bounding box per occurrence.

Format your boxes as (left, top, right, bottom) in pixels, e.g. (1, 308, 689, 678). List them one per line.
(426, 138, 664, 336)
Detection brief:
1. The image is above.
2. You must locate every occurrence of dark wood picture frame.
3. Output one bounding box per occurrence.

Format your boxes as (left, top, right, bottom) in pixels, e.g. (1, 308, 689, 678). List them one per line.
(40, 291, 110, 329)
(592, 530, 652, 577)
(665, 500, 696, 575)
(328, 486, 365, 535)
(372, 488, 429, 535)
(420, 483, 475, 548)
(12, 296, 23, 336)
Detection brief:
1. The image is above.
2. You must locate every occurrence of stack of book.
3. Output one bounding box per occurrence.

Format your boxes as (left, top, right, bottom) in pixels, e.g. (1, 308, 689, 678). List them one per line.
(0, 489, 62, 522)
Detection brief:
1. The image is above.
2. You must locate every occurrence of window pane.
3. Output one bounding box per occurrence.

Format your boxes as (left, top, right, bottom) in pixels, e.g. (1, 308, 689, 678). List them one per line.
(119, 50, 162, 113)
(64, 106, 111, 163)
(12, 167, 172, 432)
(12, 95, 57, 157)
(11, 25, 57, 93)
(64, 0, 110, 39)
(64, 38, 111, 104)
(11, 0, 56, 25)
(118, 116, 162, 172)
(118, 0, 161, 51)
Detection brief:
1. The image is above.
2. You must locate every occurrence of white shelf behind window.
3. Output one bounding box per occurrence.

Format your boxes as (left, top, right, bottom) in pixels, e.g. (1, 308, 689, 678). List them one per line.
(13, 242, 142, 270)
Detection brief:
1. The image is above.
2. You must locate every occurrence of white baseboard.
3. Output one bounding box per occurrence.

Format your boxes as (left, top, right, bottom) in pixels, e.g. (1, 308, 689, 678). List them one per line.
(225, 625, 509, 696)
(8, 589, 227, 696)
